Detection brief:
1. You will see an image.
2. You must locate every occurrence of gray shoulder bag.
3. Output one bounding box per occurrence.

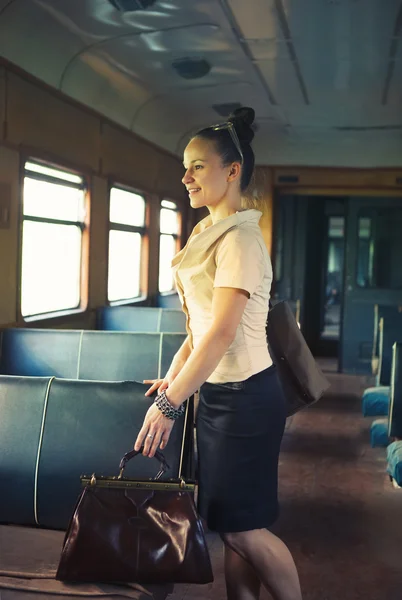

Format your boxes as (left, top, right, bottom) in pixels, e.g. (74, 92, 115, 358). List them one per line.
(267, 301, 331, 416)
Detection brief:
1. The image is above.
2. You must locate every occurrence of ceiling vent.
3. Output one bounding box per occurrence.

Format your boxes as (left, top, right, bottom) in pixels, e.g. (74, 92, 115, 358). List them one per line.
(109, 0, 157, 12)
(172, 58, 211, 80)
(212, 103, 242, 118)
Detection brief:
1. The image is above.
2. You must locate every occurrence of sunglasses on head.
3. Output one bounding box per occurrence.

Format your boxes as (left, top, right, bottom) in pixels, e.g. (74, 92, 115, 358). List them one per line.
(211, 121, 244, 164)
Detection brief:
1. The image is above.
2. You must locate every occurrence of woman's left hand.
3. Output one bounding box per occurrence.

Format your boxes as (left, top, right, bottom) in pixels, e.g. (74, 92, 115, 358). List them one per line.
(134, 403, 175, 458)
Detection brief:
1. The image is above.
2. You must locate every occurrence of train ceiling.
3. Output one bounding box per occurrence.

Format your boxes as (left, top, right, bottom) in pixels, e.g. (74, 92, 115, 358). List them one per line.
(0, 0, 401, 167)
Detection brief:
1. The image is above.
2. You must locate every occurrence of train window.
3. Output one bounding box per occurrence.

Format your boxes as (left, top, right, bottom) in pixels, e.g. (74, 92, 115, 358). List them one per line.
(357, 208, 402, 289)
(159, 200, 180, 293)
(108, 187, 146, 302)
(21, 161, 87, 318)
(322, 216, 345, 340)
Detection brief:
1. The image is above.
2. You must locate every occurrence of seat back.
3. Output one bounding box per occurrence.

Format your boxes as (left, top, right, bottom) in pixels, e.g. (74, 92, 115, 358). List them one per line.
(1, 329, 186, 381)
(97, 306, 161, 332)
(78, 331, 161, 380)
(0, 376, 193, 530)
(0, 376, 52, 526)
(0, 329, 81, 378)
(389, 343, 402, 438)
(36, 379, 190, 529)
(160, 333, 187, 377)
(97, 306, 186, 333)
(378, 311, 402, 385)
(157, 293, 182, 309)
(78, 332, 186, 380)
(159, 309, 186, 333)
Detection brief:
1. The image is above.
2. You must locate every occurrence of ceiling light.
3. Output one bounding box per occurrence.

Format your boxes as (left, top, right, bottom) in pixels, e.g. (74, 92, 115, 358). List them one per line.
(172, 58, 211, 80)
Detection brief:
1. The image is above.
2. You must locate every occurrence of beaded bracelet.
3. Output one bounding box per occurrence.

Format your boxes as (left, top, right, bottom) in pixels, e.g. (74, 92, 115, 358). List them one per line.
(154, 390, 185, 420)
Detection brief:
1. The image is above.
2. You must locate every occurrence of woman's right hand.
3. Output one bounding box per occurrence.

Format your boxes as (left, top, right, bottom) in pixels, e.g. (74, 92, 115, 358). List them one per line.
(143, 360, 185, 397)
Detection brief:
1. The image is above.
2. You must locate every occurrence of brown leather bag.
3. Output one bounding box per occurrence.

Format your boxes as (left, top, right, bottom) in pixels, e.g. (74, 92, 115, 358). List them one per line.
(267, 300, 331, 416)
(56, 449, 213, 585)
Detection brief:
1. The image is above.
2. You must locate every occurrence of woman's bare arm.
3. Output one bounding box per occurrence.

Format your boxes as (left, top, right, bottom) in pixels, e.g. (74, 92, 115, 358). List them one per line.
(135, 287, 249, 456)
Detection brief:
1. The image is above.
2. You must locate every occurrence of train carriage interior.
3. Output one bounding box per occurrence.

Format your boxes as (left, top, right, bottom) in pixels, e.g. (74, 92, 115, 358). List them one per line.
(0, 1, 402, 599)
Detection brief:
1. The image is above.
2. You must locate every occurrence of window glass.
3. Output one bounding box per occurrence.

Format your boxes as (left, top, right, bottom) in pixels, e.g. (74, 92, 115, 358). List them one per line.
(161, 199, 177, 210)
(110, 187, 145, 227)
(159, 234, 176, 293)
(23, 178, 85, 221)
(25, 161, 83, 184)
(322, 216, 345, 340)
(108, 186, 146, 303)
(21, 222, 81, 316)
(108, 231, 142, 301)
(357, 208, 402, 289)
(160, 207, 179, 235)
(21, 161, 86, 318)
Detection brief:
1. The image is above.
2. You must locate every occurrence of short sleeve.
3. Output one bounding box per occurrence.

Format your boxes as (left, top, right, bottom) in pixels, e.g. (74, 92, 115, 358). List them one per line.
(214, 229, 265, 296)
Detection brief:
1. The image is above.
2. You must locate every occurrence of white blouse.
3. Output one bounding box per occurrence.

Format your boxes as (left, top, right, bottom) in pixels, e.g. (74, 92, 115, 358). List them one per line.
(171, 209, 273, 384)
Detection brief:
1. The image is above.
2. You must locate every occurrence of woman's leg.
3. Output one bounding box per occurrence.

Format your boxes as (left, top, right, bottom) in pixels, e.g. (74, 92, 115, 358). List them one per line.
(221, 529, 302, 600)
(224, 544, 261, 600)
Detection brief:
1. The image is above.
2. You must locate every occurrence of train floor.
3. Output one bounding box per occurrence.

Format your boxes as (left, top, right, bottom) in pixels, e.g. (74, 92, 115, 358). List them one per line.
(170, 364, 402, 600)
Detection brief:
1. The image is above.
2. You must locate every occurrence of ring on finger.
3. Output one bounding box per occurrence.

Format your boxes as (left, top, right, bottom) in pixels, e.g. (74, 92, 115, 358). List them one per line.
(147, 434, 154, 439)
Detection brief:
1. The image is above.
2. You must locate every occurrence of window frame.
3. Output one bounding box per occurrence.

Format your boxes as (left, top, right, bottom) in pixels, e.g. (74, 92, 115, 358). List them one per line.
(107, 182, 148, 305)
(19, 157, 89, 322)
(158, 199, 181, 295)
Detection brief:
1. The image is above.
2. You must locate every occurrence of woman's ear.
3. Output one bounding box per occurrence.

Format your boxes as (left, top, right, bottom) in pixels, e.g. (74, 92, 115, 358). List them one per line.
(227, 162, 241, 182)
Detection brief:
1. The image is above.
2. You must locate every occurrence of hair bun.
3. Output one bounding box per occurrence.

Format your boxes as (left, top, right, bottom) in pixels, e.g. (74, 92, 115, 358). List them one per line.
(228, 106, 255, 145)
(229, 107, 255, 126)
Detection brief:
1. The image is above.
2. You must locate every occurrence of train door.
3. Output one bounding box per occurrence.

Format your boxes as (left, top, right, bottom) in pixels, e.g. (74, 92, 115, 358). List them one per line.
(273, 194, 346, 367)
(272, 194, 307, 311)
(302, 197, 346, 363)
(341, 196, 402, 374)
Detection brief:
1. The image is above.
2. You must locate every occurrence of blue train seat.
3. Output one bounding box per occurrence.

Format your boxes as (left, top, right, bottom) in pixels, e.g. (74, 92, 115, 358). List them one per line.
(0, 329, 81, 378)
(370, 419, 390, 448)
(362, 386, 390, 417)
(387, 441, 402, 487)
(78, 331, 186, 380)
(0, 377, 192, 530)
(0, 376, 52, 525)
(78, 331, 161, 380)
(97, 306, 160, 331)
(156, 293, 182, 309)
(377, 309, 402, 385)
(0, 329, 186, 381)
(160, 309, 186, 333)
(388, 342, 402, 439)
(97, 306, 186, 333)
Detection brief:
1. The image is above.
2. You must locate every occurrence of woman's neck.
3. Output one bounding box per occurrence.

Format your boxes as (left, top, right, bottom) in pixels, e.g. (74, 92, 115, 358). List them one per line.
(208, 201, 244, 225)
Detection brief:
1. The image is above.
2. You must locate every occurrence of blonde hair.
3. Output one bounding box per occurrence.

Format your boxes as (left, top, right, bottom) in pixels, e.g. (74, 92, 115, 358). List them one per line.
(241, 169, 266, 212)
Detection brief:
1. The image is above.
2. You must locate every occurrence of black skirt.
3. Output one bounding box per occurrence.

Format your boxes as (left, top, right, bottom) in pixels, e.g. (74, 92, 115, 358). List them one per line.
(196, 365, 286, 533)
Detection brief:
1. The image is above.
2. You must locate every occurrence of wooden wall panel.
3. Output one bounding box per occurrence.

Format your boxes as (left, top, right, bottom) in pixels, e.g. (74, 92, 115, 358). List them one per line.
(88, 176, 109, 309)
(101, 124, 159, 192)
(6, 73, 100, 171)
(0, 67, 5, 142)
(0, 64, 193, 328)
(154, 151, 187, 205)
(274, 167, 402, 189)
(0, 147, 20, 325)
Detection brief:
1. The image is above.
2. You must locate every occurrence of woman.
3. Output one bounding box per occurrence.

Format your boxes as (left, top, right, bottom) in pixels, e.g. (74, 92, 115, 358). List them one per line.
(134, 107, 302, 600)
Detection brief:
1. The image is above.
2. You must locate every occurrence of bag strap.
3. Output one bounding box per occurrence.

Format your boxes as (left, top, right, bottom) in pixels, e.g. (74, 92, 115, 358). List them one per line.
(118, 394, 195, 482)
(118, 448, 170, 481)
(179, 394, 195, 481)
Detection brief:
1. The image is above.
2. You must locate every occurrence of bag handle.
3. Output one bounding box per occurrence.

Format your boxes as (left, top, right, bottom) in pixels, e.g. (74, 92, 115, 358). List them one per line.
(118, 448, 170, 481)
